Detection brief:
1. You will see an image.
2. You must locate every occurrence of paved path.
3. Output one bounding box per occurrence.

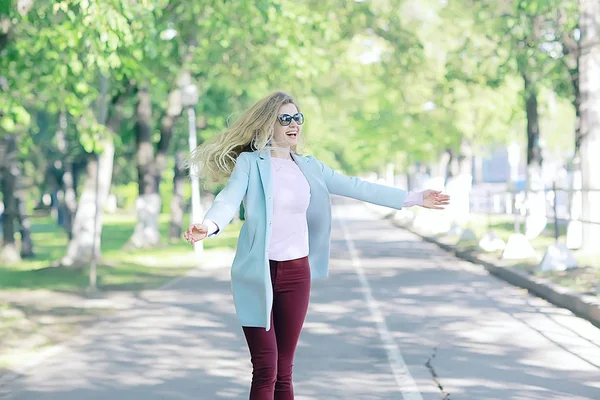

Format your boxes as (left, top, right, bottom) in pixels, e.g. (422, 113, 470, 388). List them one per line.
(2, 198, 600, 399)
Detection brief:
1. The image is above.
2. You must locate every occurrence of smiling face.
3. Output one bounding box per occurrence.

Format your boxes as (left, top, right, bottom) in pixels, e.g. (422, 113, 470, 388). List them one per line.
(271, 102, 302, 150)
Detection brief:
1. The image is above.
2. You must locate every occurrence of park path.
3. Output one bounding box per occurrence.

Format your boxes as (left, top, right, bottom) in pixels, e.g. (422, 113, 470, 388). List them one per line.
(2, 198, 600, 399)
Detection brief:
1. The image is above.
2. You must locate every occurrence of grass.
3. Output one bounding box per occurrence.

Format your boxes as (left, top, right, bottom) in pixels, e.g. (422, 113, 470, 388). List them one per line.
(463, 213, 566, 253)
(430, 212, 600, 296)
(0, 213, 242, 372)
(0, 213, 242, 293)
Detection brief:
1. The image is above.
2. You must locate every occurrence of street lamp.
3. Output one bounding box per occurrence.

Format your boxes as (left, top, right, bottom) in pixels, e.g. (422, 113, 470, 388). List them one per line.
(181, 81, 204, 256)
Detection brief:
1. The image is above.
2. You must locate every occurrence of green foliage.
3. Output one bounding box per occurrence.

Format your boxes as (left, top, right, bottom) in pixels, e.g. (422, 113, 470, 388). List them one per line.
(1, 0, 587, 194)
(111, 182, 139, 211)
(443, 3, 576, 116)
(0, 214, 242, 291)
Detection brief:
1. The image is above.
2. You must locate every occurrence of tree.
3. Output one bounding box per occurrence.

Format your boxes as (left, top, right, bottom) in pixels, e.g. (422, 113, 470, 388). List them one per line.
(578, 0, 600, 249)
(0, 135, 20, 262)
(47, 0, 157, 267)
(0, 0, 35, 262)
(440, 0, 579, 237)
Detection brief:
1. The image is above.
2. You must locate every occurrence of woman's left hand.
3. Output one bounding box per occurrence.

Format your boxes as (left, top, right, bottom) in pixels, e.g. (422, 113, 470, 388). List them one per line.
(422, 190, 450, 210)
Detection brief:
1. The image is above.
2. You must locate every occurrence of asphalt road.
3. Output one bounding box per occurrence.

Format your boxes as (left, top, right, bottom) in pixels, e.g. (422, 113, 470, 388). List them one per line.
(2, 198, 600, 399)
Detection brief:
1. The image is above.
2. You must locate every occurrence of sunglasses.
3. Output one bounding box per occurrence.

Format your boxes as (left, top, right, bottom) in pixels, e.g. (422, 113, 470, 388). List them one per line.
(277, 112, 304, 126)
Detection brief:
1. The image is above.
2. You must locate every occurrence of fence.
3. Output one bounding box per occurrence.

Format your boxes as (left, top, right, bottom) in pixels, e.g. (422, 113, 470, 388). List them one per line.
(469, 183, 600, 246)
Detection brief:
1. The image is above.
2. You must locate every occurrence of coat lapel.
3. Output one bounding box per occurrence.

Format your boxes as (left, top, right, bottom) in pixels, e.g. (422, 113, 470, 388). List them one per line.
(257, 149, 272, 209)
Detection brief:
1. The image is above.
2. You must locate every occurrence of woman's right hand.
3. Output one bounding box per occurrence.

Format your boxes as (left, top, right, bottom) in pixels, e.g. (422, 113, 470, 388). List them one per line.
(184, 223, 209, 245)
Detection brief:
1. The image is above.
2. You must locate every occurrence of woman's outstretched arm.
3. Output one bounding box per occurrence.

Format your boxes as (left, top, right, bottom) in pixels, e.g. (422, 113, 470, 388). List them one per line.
(315, 158, 408, 209)
(202, 153, 251, 236)
(315, 158, 449, 210)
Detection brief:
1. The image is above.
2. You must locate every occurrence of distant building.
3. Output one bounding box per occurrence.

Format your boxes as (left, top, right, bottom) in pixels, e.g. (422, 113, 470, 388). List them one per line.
(473, 144, 527, 185)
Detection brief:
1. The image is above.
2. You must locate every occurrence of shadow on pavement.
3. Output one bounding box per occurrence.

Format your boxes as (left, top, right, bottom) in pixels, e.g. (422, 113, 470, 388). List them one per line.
(3, 200, 600, 400)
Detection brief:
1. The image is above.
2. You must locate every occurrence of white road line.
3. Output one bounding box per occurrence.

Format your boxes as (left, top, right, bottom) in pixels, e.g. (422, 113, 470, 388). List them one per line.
(339, 216, 424, 400)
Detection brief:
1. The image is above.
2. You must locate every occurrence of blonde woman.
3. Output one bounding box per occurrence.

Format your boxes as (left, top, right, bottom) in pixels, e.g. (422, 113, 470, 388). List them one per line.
(184, 91, 450, 400)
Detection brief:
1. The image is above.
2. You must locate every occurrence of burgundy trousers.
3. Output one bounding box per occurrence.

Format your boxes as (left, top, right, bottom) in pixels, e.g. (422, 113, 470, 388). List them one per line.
(242, 256, 311, 400)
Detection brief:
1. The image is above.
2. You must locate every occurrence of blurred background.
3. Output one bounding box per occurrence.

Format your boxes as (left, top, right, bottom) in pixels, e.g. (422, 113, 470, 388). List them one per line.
(0, 0, 599, 372)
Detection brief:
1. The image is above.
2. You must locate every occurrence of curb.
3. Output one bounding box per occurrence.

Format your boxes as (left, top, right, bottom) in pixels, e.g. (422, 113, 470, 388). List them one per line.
(386, 215, 600, 330)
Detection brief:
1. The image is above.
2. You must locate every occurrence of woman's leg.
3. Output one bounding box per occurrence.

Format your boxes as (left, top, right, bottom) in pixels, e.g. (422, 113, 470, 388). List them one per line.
(271, 257, 311, 400)
(243, 314, 278, 400)
(242, 257, 311, 400)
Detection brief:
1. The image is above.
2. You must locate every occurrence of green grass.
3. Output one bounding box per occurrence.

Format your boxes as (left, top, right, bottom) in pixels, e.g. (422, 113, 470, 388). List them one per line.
(463, 213, 568, 252)
(448, 213, 599, 295)
(0, 213, 242, 293)
(406, 207, 599, 295)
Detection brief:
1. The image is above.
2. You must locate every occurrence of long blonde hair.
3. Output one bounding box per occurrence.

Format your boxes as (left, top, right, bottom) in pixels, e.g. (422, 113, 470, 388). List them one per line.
(188, 91, 300, 185)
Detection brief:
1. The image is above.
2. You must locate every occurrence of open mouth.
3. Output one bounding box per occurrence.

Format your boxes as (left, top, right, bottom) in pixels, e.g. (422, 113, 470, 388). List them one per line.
(286, 131, 298, 138)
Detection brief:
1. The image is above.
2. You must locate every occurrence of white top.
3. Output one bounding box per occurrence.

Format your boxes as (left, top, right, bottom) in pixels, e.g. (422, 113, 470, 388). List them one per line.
(267, 157, 311, 261)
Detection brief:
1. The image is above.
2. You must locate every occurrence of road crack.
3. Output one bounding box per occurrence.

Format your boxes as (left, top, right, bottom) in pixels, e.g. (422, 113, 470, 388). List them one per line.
(425, 346, 451, 399)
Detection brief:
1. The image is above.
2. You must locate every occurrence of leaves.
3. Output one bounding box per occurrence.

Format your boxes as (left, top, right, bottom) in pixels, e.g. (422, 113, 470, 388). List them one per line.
(0, 0, 586, 177)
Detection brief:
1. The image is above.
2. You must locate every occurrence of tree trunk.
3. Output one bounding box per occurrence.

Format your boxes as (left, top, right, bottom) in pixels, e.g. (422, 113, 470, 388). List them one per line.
(170, 151, 187, 242)
(524, 76, 543, 170)
(445, 140, 473, 227)
(573, 70, 582, 154)
(579, 0, 600, 250)
(0, 135, 20, 263)
(126, 86, 161, 249)
(16, 197, 34, 258)
(58, 143, 115, 267)
(58, 79, 122, 268)
(56, 111, 77, 238)
(557, 6, 582, 154)
(457, 139, 472, 176)
(444, 148, 455, 185)
(566, 39, 583, 249)
(156, 88, 183, 190)
(522, 73, 547, 239)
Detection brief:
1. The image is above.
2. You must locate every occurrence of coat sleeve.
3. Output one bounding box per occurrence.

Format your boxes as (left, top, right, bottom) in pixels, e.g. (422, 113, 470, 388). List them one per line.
(202, 153, 250, 237)
(314, 157, 407, 210)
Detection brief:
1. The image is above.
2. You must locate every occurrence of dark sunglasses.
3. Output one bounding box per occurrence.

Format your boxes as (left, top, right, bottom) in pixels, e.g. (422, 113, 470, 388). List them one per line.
(277, 112, 304, 126)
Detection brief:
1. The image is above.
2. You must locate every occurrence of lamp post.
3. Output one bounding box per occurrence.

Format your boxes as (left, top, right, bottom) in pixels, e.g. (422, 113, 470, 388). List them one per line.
(89, 73, 108, 292)
(182, 81, 204, 256)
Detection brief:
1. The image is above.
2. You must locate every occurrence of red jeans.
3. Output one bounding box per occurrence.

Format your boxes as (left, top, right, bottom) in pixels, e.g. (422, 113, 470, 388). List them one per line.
(242, 256, 311, 400)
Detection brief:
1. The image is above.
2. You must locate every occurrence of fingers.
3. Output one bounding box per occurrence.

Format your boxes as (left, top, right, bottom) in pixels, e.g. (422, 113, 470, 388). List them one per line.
(425, 204, 446, 210)
(431, 192, 450, 207)
(425, 190, 450, 203)
(183, 224, 209, 247)
(424, 197, 449, 209)
(183, 224, 203, 245)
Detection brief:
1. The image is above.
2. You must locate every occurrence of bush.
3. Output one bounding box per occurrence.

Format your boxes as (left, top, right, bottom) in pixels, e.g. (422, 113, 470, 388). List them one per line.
(111, 182, 138, 211)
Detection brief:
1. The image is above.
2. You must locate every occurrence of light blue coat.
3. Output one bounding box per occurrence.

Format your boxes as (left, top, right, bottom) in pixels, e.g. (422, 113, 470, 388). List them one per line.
(203, 149, 407, 330)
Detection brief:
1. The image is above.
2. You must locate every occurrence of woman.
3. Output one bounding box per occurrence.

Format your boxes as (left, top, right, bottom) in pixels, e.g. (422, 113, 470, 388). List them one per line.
(184, 91, 450, 400)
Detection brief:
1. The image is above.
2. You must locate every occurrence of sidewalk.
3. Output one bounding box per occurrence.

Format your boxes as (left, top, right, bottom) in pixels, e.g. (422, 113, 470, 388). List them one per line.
(372, 205, 600, 330)
(0, 249, 236, 391)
